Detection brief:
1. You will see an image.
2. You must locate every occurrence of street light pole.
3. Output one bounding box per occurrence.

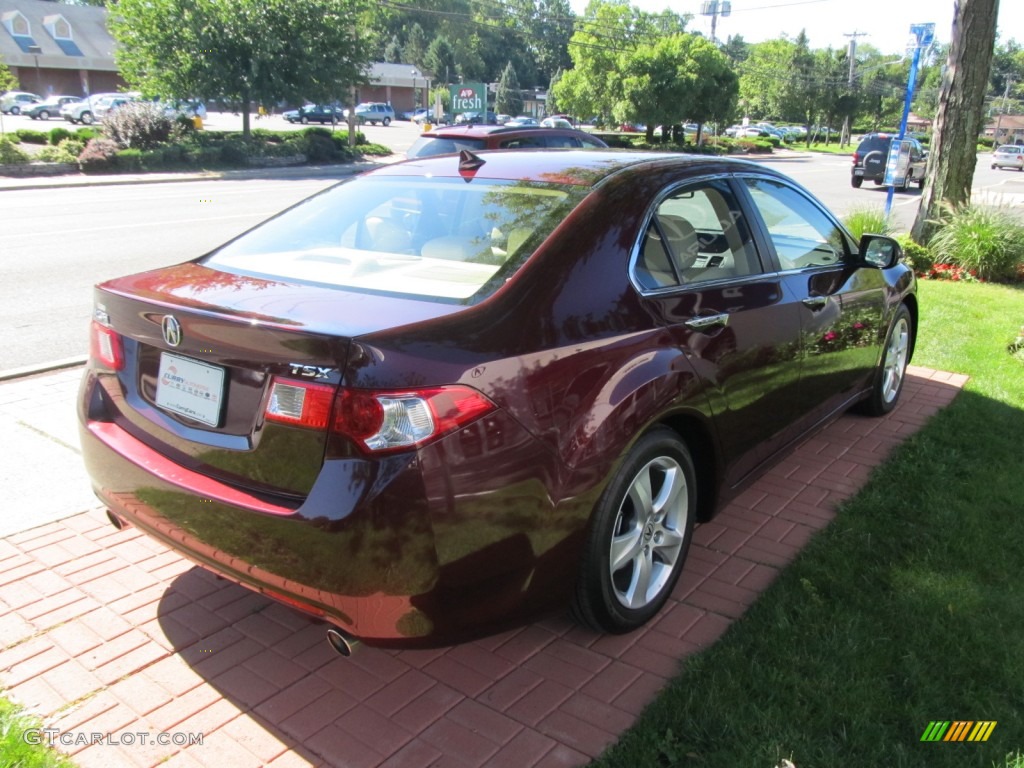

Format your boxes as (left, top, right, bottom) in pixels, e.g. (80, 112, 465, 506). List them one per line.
(27, 44, 42, 95)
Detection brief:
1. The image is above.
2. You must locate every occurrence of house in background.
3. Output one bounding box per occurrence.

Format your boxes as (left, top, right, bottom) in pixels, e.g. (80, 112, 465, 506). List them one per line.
(987, 114, 1024, 146)
(0, 0, 123, 98)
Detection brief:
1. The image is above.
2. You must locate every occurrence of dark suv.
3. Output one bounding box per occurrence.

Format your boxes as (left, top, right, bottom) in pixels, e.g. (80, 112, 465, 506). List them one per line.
(851, 133, 927, 190)
(407, 124, 608, 158)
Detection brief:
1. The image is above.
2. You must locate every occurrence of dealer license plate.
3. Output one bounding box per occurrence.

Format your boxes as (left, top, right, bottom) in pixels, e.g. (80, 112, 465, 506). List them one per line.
(155, 352, 225, 427)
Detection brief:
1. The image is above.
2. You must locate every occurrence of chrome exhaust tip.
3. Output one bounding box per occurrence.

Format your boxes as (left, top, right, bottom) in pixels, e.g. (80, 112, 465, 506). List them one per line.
(105, 510, 127, 530)
(326, 628, 359, 657)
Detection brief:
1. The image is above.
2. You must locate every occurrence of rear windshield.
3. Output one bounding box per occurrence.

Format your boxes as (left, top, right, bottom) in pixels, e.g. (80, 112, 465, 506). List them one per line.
(204, 176, 586, 303)
(407, 136, 488, 158)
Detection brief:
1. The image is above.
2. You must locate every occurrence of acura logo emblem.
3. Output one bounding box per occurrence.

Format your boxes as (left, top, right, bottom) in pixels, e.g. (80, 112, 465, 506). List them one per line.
(161, 315, 182, 347)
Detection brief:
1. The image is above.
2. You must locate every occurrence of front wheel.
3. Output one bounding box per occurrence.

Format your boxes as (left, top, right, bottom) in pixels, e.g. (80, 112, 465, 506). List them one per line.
(382, 117, 391, 126)
(573, 428, 696, 633)
(38, 110, 50, 120)
(300, 116, 309, 125)
(858, 304, 912, 416)
(10, 106, 20, 116)
(80, 111, 94, 125)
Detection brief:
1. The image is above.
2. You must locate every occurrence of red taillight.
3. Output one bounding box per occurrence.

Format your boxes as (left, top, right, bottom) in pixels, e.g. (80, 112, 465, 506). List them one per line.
(334, 386, 495, 453)
(265, 379, 496, 454)
(852, 152, 861, 164)
(265, 379, 334, 429)
(90, 321, 124, 370)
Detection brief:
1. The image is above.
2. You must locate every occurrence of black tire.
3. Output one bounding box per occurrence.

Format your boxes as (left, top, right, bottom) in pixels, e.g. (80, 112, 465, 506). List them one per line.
(38, 110, 49, 120)
(992, 163, 998, 170)
(858, 304, 912, 417)
(851, 176, 863, 188)
(382, 117, 391, 126)
(573, 428, 696, 633)
(80, 111, 93, 125)
(10, 106, 20, 116)
(917, 177, 925, 189)
(301, 115, 309, 125)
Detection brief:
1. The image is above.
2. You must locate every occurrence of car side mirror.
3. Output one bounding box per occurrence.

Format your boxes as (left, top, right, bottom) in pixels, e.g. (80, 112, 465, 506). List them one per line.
(858, 233, 903, 269)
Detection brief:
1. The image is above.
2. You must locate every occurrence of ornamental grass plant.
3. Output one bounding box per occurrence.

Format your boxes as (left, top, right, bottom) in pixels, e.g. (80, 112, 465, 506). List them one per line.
(927, 203, 1024, 283)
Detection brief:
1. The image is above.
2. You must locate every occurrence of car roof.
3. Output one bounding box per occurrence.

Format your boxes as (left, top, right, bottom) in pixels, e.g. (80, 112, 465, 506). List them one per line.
(372, 149, 778, 187)
(422, 124, 585, 139)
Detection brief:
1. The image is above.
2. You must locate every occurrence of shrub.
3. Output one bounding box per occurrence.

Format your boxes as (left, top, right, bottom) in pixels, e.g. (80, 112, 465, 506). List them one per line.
(75, 127, 101, 142)
(299, 131, 342, 162)
(218, 139, 252, 165)
(977, 136, 995, 149)
(842, 207, 894, 240)
(38, 138, 86, 163)
(77, 137, 121, 173)
(894, 234, 934, 274)
(48, 126, 73, 145)
(0, 138, 30, 165)
(114, 148, 143, 171)
(102, 101, 174, 150)
(927, 203, 1024, 282)
(14, 128, 48, 144)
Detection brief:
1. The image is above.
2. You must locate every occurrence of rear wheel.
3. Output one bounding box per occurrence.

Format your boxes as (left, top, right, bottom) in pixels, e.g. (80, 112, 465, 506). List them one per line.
(573, 428, 695, 633)
(39, 110, 49, 120)
(10, 106, 20, 116)
(858, 304, 912, 416)
(851, 176, 863, 188)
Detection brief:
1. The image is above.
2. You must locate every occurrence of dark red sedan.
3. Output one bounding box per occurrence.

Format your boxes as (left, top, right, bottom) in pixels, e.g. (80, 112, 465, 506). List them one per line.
(79, 150, 916, 652)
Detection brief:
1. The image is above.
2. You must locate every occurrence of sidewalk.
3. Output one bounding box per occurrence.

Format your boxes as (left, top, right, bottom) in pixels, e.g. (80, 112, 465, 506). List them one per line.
(0, 365, 967, 767)
(0, 157, 402, 194)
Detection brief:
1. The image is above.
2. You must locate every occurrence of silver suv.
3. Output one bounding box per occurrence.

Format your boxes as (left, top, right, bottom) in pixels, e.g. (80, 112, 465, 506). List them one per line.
(991, 144, 1024, 171)
(353, 102, 394, 126)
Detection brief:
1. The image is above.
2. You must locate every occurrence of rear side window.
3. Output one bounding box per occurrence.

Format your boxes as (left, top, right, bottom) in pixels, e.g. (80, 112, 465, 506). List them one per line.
(634, 179, 761, 290)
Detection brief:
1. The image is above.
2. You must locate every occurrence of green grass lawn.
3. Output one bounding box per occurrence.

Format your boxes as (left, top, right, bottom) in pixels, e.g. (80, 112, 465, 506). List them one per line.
(0, 697, 77, 768)
(594, 279, 1024, 768)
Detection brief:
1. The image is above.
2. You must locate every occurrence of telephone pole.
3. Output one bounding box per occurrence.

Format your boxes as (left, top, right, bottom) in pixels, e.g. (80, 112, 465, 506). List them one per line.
(840, 31, 867, 147)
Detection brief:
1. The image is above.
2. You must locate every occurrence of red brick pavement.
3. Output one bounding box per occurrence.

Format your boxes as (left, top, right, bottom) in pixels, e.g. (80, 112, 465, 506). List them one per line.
(0, 366, 966, 767)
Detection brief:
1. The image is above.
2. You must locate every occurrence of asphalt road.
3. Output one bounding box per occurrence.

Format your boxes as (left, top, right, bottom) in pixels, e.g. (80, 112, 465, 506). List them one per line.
(2, 122, 1022, 373)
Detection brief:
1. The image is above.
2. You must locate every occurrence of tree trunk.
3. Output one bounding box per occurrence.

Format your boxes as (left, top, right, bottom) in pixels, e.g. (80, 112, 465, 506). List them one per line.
(911, 0, 1000, 243)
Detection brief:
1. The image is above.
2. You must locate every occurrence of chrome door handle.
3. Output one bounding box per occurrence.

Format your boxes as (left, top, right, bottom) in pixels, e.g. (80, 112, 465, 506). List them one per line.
(685, 313, 729, 331)
(802, 296, 828, 310)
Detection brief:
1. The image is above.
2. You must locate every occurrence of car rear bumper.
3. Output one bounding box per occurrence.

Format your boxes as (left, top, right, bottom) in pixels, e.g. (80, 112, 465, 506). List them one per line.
(78, 370, 593, 646)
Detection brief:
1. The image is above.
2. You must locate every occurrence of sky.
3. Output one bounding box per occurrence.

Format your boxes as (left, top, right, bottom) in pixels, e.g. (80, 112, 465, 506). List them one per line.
(567, 0, 1024, 56)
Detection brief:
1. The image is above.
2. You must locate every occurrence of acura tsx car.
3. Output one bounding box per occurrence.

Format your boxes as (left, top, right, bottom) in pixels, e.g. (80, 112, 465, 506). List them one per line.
(79, 150, 916, 651)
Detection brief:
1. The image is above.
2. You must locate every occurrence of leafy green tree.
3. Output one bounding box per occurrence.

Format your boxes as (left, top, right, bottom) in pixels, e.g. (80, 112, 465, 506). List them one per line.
(404, 23, 428, 71)
(0, 58, 18, 94)
(383, 35, 403, 64)
(496, 62, 523, 116)
(111, 0, 375, 137)
(554, 0, 685, 126)
(616, 34, 735, 143)
(547, 68, 564, 114)
(425, 36, 457, 85)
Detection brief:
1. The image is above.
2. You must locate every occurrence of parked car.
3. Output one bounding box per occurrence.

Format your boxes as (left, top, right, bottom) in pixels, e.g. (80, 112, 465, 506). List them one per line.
(540, 117, 573, 129)
(455, 111, 498, 125)
(851, 133, 927, 190)
(991, 144, 1024, 171)
(24, 96, 79, 120)
(350, 102, 395, 126)
(505, 116, 539, 127)
(407, 124, 608, 158)
(402, 107, 429, 122)
(79, 149, 916, 651)
(61, 93, 121, 125)
(93, 94, 138, 121)
(284, 104, 344, 125)
(1, 91, 42, 115)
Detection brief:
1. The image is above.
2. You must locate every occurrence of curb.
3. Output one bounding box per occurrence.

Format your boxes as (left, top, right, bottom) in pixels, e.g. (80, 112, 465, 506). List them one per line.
(0, 355, 87, 382)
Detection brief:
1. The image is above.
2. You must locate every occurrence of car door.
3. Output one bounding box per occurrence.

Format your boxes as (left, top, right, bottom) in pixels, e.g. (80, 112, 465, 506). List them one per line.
(738, 176, 889, 425)
(631, 177, 804, 486)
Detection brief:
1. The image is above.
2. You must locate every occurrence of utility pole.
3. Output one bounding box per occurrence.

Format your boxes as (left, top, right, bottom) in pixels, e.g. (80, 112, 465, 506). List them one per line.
(840, 31, 866, 147)
(994, 78, 1012, 148)
(700, 1, 731, 44)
